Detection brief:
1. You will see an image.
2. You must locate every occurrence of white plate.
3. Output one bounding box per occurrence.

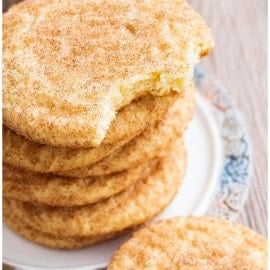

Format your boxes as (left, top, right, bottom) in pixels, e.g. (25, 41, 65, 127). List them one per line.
(3, 95, 222, 270)
(3, 68, 252, 270)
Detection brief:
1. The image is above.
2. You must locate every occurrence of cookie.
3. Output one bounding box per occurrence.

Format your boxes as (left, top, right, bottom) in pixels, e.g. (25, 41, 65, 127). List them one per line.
(3, 154, 160, 206)
(4, 140, 187, 238)
(3, 0, 213, 147)
(4, 93, 180, 173)
(108, 216, 267, 270)
(57, 89, 194, 177)
(4, 211, 133, 250)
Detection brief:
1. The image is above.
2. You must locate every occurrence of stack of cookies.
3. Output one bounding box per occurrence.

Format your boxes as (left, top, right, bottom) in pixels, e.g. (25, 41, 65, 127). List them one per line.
(3, 0, 213, 249)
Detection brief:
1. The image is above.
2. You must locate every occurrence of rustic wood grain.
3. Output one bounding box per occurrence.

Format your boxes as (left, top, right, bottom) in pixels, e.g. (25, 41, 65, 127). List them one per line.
(3, 0, 267, 239)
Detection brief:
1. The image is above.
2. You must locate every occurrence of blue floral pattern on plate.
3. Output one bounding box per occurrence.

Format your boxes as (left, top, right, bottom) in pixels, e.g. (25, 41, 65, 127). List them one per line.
(194, 66, 251, 220)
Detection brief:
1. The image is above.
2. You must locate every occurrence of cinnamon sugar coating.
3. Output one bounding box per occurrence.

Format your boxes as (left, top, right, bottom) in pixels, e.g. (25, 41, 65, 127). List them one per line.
(4, 93, 179, 172)
(3, 0, 213, 147)
(3, 140, 186, 238)
(3, 156, 158, 206)
(108, 216, 267, 270)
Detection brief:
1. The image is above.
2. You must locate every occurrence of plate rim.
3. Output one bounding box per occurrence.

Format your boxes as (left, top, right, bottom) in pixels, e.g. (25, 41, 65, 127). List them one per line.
(194, 66, 252, 220)
(190, 94, 223, 215)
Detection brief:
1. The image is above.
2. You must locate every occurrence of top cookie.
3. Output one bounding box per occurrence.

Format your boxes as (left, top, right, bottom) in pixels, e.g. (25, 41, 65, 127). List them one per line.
(3, 0, 214, 147)
(108, 216, 267, 270)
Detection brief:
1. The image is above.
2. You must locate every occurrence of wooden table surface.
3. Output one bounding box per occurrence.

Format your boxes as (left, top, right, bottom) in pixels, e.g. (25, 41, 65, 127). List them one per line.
(3, 0, 267, 238)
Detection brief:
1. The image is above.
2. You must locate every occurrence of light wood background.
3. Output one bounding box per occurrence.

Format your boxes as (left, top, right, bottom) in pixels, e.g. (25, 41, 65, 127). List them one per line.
(3, 0, 267, 239)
